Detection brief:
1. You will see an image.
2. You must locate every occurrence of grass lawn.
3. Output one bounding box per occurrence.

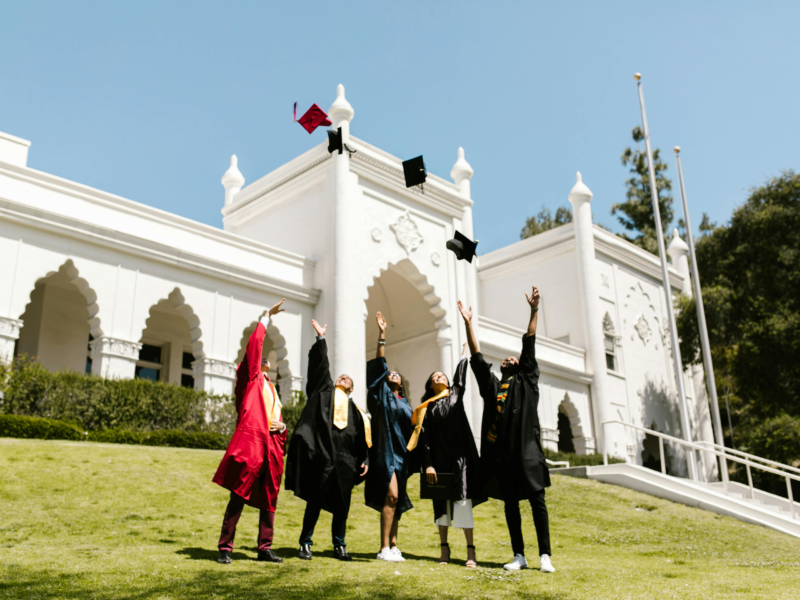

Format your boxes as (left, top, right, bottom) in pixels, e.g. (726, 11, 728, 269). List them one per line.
(1, 438, 799, 599)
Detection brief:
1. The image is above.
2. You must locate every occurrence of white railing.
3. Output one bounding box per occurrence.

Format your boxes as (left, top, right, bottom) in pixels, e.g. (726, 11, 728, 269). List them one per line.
(602, 420, 799, 520)
(546, 458, 570, 468)
(695, 440, 800, 477)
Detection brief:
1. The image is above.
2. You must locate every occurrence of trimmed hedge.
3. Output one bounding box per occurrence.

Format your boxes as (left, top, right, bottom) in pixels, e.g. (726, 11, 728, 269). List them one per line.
(544, 448, 625, 467)
(0, 355, 236, 434)
(0, 414, 85, 441)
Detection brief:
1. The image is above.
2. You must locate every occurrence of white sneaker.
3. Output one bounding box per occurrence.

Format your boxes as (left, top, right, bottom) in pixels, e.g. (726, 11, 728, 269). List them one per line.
(540, 554, 555, 573)
(390, 546, 406, 562)
(377, 547, 399, 562)
(503, 554, 528, 571)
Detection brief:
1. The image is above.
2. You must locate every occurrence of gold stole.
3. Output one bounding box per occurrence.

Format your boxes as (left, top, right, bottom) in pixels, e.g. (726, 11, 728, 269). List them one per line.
(262, 377, 282, 427)
(355, 404, 373, 448)
(333, 386, 349, 430)
(406, 388, 449, 451)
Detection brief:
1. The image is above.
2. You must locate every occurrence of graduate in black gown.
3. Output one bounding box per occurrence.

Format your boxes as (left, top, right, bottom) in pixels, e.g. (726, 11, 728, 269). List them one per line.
(411, 341, 485, 568)
(365, 312, 413, 563)
(459, 287, 555, 573)
(285, 319, 371, 562)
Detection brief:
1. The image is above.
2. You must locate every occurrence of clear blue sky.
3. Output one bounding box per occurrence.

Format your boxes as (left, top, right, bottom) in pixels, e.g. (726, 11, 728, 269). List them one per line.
(2, 1, 798, 253)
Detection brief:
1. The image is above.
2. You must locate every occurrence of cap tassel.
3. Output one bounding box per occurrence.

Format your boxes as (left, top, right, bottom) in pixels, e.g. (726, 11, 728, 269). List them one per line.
(293, 102, 297, 122)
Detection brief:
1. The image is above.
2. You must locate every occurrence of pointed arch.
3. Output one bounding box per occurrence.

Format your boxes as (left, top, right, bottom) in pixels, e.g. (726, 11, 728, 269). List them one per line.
(139, 288, 205, 360)
(234, 318, 294, 399)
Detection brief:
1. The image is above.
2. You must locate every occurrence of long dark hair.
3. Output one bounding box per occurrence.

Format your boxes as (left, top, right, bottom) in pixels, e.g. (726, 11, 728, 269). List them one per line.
(421, 371, 450, 403)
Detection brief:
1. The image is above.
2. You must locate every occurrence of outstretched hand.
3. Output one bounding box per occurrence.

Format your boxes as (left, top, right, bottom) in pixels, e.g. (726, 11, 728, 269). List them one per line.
(269, 299, 286, 317)
(457, 300, 473, 324)
(311, 319, 327, 337)
(360, 463, 369, 477)
(525, 286, 540, 310)
(376, 311, 387, 334)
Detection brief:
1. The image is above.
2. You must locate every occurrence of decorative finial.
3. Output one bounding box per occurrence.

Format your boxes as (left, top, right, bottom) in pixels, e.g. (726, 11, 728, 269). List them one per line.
(668, 227, 689, 253)
(450, 146, 474, 185)
(569, 171, 593, 204)
(674, 146, 681, 155)
(634, 73, 641, 81)
(329, 83, 354, 125)
(221, 154, 245, 206)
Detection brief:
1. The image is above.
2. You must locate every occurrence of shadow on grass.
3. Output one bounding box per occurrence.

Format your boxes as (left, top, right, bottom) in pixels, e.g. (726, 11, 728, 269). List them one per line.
(177, 547, 250, 562)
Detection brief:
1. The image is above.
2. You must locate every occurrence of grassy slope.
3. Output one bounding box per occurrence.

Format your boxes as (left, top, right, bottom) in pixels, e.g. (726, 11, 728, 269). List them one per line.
(1, 439, 799, 600)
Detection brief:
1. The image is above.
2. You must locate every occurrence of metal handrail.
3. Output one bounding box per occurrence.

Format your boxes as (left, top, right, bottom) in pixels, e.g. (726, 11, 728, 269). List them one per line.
(694, 440, 800, 477)
(546, 459, 570, 468)
(601, 420, 799, 520)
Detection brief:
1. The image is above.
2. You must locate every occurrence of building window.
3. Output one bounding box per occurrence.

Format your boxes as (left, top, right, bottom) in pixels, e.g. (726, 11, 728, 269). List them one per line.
(181, 351, 195, 388)
(604, 334, 616, 371)
(135, 343, 163, 382)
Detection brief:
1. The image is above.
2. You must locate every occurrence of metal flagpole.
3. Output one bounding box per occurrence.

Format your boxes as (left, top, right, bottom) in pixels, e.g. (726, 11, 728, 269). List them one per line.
(674, 146, 729, 483)
(633, 73, 697, 481)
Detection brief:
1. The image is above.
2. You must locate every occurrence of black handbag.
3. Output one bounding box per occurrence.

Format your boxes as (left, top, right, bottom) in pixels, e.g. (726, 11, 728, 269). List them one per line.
(419, 472, 454, 500)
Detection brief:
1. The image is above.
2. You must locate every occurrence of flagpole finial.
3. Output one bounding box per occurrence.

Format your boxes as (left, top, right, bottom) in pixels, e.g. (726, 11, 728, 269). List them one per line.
(674, 146, 681, 155)
(634, 73, 641, 81)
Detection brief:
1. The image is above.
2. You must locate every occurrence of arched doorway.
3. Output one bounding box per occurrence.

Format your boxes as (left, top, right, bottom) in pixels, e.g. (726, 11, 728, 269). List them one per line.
(16, 261, 99, 374)
(137, 289, 203, 388)
(234, 320, 294, 403)
(365, 261, 442, 408)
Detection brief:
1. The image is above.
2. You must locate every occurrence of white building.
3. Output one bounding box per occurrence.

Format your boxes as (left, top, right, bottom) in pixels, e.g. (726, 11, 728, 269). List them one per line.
(0, 84, 715, 472)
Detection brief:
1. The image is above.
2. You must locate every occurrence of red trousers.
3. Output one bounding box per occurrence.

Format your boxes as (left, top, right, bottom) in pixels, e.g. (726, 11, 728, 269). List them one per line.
(218, 492, 275, 552)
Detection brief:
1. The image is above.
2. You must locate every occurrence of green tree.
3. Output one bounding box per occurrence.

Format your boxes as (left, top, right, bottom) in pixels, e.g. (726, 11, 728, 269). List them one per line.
(613, 126, 674, 254)
(675, 171, 800, 472)
(520, 205, 573, 239)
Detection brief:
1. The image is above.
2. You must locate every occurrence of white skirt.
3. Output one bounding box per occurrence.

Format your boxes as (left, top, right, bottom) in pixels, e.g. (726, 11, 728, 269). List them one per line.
(434, 499, 474, 529)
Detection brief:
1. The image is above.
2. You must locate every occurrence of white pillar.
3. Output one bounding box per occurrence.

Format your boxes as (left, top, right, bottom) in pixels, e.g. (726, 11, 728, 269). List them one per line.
(192, 358, 236, 395)
(89, 336, 141, 379)
(221, 155, 245, 207)
(0, 317, 22, 364)
(328, 84, 366, 407)
(667, 228, 692, 296)
(568, 172, 617, 456)
(437, 328, 453, 381)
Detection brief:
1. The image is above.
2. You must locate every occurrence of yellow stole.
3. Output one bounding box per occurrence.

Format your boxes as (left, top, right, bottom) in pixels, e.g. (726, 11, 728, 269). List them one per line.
(406, 388, 449, 451)
(333, 386, 373, 448)
(262, 377, 282, 427)
(333, 386, 349, 430)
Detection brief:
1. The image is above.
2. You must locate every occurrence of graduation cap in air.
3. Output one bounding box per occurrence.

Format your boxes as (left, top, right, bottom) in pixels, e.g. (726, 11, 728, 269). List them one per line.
(446, 230, 479, 263)
(327, 127, 357, 157)
(402, 155, 427, 188)
(295, 102, 332, 134)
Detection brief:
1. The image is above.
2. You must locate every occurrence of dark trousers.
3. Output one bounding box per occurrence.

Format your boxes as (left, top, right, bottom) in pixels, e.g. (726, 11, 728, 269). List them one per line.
(218, 492, 275, 552)
(299, 497, 348, 548)
(498, 467, 551, 557)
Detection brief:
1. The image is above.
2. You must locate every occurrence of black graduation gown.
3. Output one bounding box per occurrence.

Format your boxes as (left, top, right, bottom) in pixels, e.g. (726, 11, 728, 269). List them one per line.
(419, 357, 486, 521)
(285, 338, 370, 514)
(365, 357, 414, 518)
(470, 334, 550, 500)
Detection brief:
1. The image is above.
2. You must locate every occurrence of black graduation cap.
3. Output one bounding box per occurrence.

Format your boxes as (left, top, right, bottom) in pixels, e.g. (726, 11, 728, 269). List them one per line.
(446, 230, 479, 263)
(327, 127, 357, 157)
(327, 128, 343, 154)
(402, 155, 427, 188)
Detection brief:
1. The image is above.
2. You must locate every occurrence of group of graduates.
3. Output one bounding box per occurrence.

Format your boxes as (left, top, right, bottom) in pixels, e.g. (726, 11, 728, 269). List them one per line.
(212, 285, 555, 573)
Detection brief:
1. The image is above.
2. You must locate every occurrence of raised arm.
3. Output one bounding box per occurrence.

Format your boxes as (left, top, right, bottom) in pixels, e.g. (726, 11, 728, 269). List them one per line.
(524, 286, 540, 337)
(451, 343, 470, 395)
(458, 301, 479, 355)
(245, 299, 285, 381)
(375, 312, 387, 359)
(306, 319, 332, 397)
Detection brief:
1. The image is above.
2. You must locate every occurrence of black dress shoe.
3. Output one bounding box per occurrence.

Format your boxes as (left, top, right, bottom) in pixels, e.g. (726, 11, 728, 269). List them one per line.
(257, 549, 283, 563)
(298, 544, 312, 560)
(218, 550, 232, 564)
(334, 546, 352, 561)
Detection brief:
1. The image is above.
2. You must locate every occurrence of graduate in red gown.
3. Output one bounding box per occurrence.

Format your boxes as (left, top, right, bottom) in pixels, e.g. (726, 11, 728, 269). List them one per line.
(213, 300, 287, 564)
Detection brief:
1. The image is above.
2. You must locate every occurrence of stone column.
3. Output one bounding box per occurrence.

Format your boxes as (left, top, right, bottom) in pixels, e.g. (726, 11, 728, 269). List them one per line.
(568, 172, 617, 456)
(89, 336, 141, 379)
(0, 317, 22, 364)
(329, 84, 367, 407)
(192, 358, 236, 396)
(437, 328, 453, 382)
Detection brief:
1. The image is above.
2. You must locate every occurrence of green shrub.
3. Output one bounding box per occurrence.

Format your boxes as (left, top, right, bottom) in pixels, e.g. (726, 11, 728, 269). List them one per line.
(0, 414, 85, 441)
(89, 429, 230, 450)
(281, 391, 306, 440)
(0, 354, 235, 434)
(544, 448, 625, 467)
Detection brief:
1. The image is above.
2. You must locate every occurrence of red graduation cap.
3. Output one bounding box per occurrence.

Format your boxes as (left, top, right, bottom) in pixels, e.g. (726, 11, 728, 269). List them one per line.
(295, 102, 332, 134)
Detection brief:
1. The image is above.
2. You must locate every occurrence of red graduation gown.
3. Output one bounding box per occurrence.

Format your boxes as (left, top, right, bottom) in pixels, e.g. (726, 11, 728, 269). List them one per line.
(212, 321, 285, 511)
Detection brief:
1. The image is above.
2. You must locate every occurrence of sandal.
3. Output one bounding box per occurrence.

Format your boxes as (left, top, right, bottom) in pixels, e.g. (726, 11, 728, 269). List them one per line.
(439, 542, 450, 565)
(466, 544, 477, 569)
